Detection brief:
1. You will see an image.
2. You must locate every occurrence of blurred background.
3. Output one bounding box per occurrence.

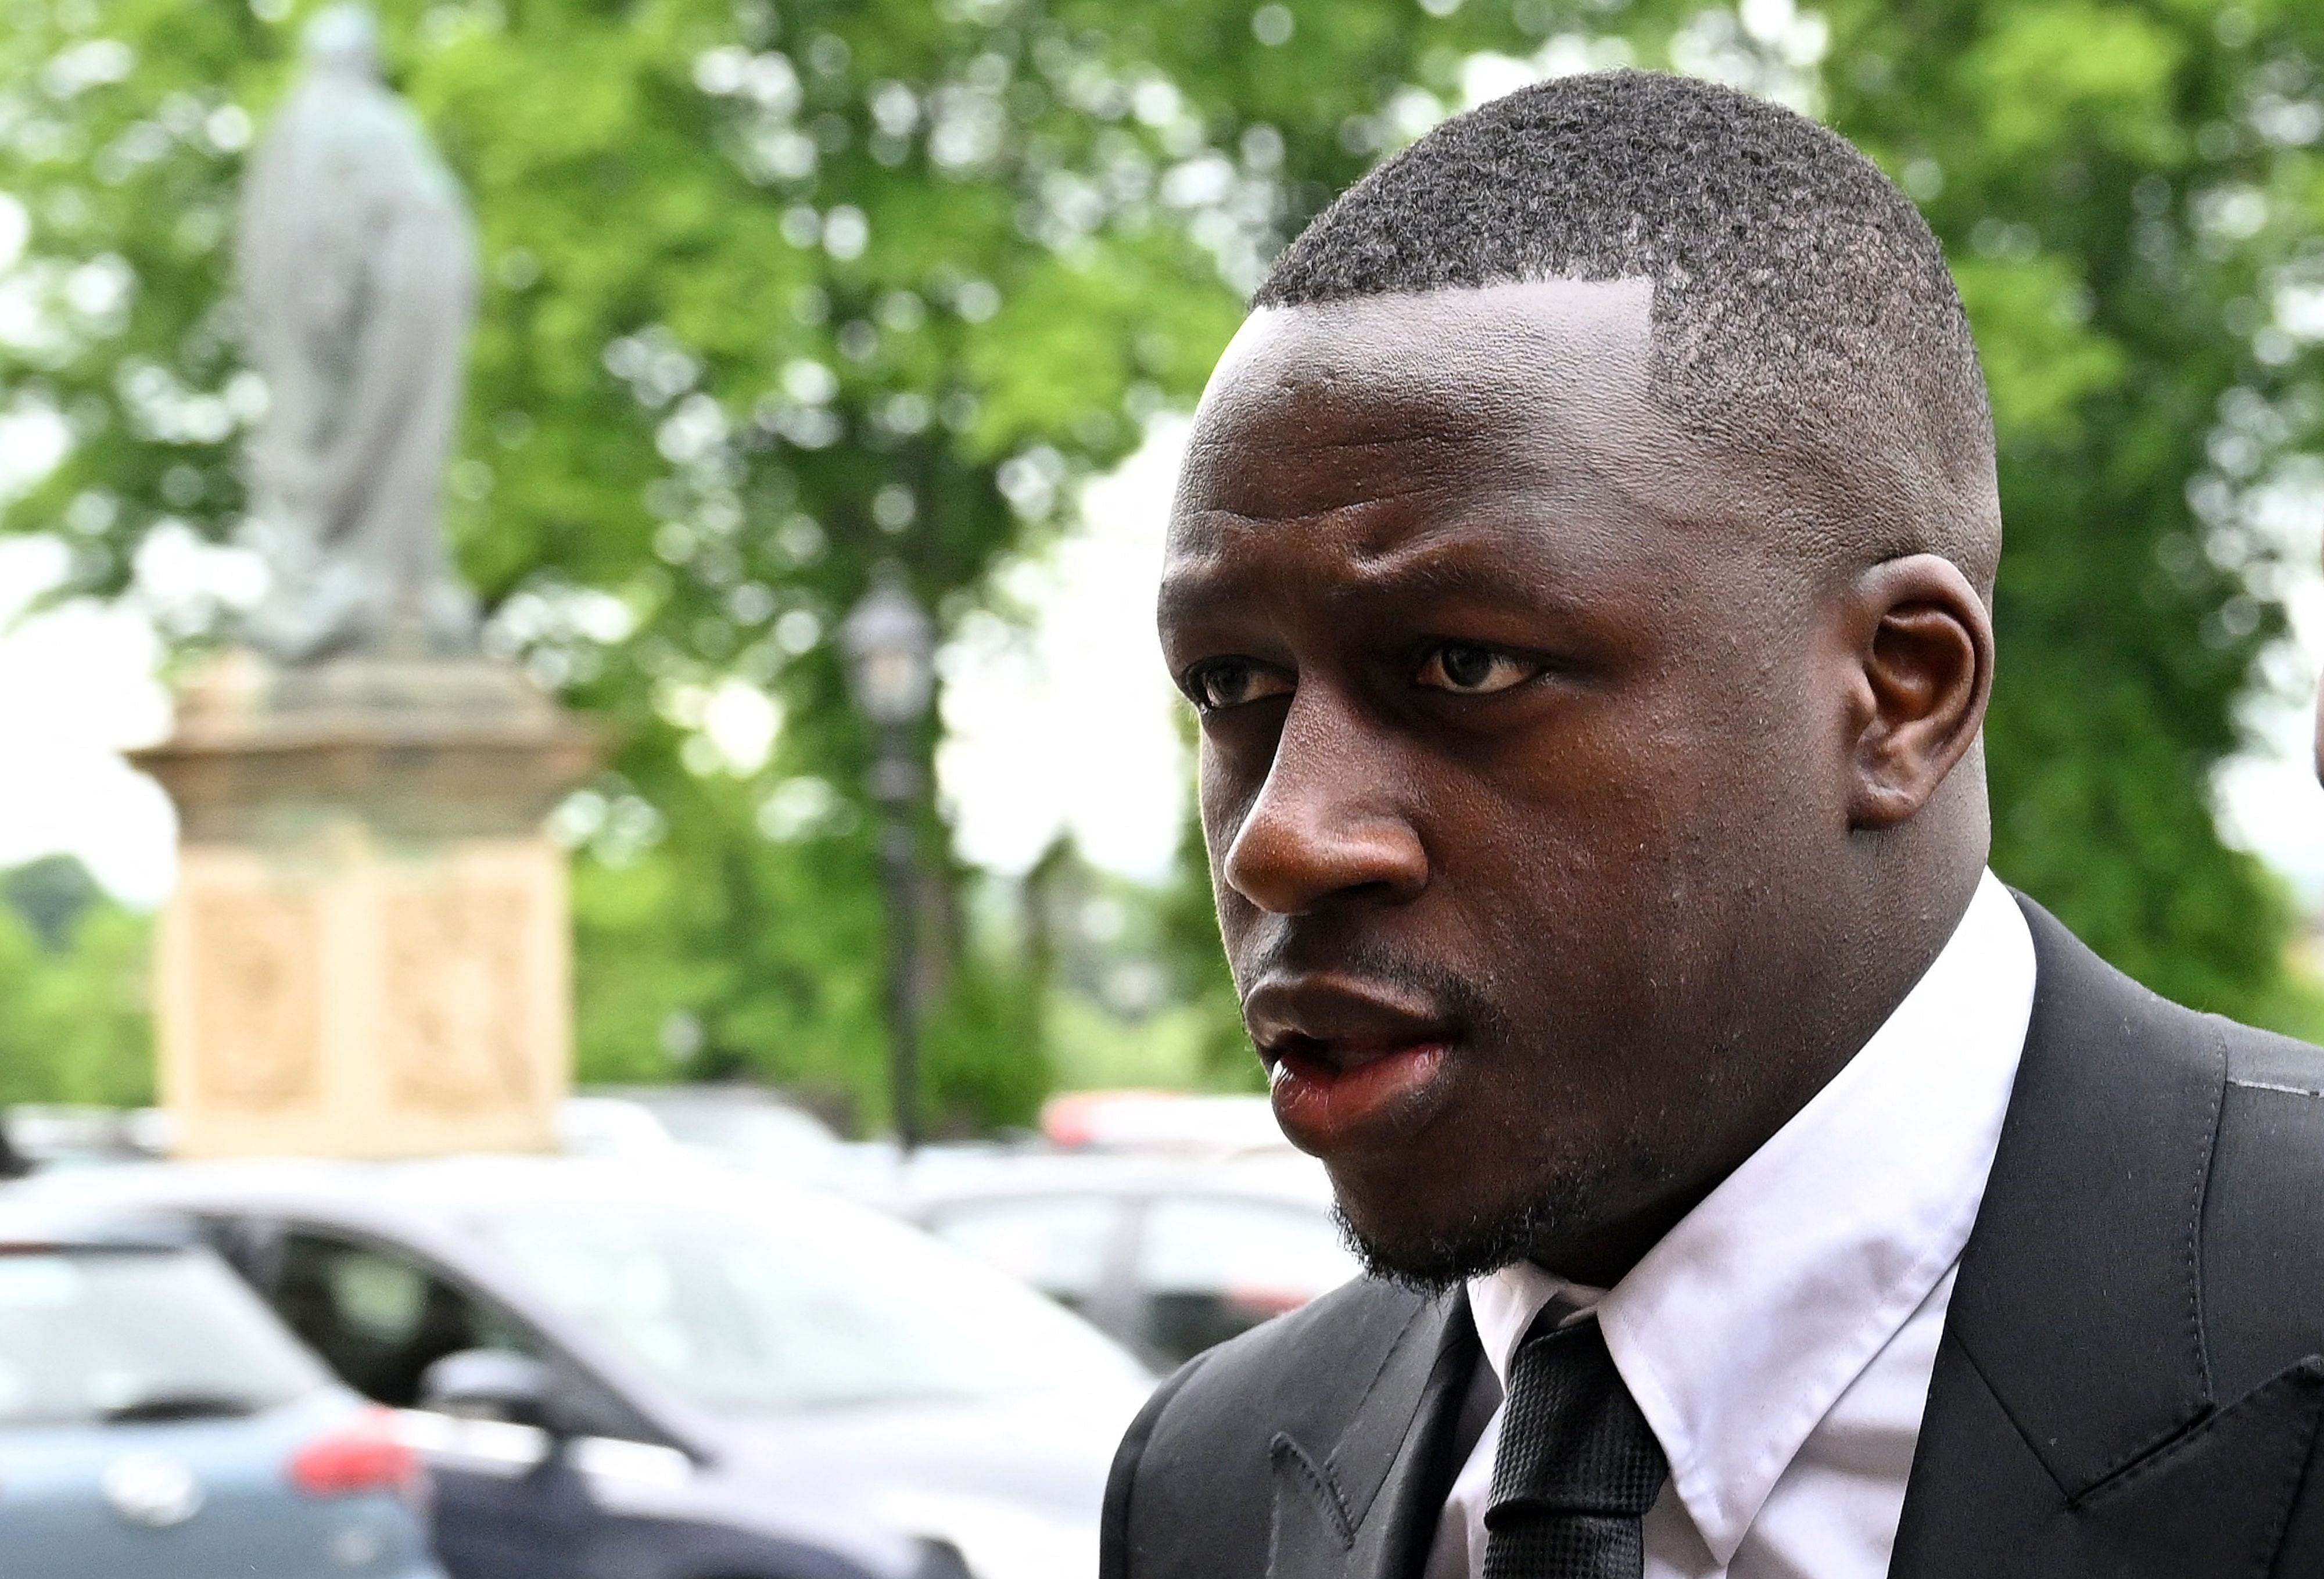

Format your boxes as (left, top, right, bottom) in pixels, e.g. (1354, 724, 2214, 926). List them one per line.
(5, 3, 2324, 1577)
(5, 0, 2324, 1122)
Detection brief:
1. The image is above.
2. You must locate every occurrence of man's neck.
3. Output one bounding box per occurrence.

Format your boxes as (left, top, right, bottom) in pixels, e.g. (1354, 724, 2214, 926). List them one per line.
(1530, 857, 1991, 1290)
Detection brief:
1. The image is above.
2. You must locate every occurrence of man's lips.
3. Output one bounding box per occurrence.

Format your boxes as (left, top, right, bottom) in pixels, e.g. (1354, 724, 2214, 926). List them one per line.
(1265, 1035, 1457, 1151)
(1246, 977, 1464, 1151)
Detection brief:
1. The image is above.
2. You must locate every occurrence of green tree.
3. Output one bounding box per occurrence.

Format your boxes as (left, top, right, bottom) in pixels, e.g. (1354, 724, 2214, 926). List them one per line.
(0, 0, 1243, 1126)
(0, 859, 153, 1107)
(1, 852, 102, 949)
(1139, 0, 2324, 1031)
(5, 0, 2321, 1126)
(1811, 0, 2324, 1016)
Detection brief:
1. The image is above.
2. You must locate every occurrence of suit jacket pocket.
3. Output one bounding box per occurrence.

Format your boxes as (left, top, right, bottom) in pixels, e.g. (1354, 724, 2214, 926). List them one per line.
(1271, 1434, 1357, 1579)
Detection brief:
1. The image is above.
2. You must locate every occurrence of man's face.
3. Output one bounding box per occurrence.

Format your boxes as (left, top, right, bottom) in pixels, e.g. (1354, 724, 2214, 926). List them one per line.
(1159, 281, 1868, 1284)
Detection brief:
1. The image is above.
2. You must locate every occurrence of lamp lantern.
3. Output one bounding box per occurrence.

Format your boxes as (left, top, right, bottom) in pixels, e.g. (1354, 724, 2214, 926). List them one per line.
(841, 573, 935, 734)
(841, 566, 935, 1156)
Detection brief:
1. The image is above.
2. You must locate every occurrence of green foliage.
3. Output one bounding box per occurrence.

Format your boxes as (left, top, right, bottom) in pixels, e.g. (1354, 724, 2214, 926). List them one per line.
(1044, 993, 1238, 1092)
(5, 0, 2323, 1126)
(1021, 831, 1257, 1093)
(565, 747, 886, 1103)
(1155, 799, 1261, 1090)
(920, 944, 1049, 1132)
(1817, 0, 2324, 1018)
(0, 862, 153, 1107)
(1, 852, 103, 950)
(1142, 0, 2324, 1033)
(2, 0, 1247, 1128)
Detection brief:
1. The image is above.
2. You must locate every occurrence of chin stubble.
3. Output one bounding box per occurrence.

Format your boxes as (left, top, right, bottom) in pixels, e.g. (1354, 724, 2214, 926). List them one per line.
(1331, 1175, 1602, 1296)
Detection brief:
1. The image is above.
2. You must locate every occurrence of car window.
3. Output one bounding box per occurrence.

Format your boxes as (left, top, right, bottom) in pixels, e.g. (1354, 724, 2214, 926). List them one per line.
(921, 1195, 1121, 1314)
(1135, 1196, 1361, 1365)
(0, 1247, 324, 1427)
(272, 1232, 534, 1409)
(474, 1196, 1149, 1412)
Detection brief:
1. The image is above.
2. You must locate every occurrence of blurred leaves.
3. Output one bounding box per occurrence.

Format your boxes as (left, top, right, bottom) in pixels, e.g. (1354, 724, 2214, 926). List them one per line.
(1949, 256, 2129, 441)
(1963, 5, 2183, 166)
(1817, 0, 2324, 1017)
(0, 860, 153, 1108)
(3, 0, 2323, 1122)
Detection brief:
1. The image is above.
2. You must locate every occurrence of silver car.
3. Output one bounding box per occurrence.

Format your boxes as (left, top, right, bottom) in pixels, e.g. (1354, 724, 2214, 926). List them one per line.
(0, 1204, 445, 1579)
(14, 1156, 1153, 1579)
(903, 1151, 1361, 1370)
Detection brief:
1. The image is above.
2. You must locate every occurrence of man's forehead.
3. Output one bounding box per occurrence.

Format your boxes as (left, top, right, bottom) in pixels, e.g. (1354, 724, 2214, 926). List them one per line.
(1172, 278, 1671, 537)
(1189, 277, 1656, 436)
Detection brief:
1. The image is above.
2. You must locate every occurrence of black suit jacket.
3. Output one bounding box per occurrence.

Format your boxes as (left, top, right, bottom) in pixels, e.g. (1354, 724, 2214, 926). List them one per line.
(1100, 898, 2324, 1578)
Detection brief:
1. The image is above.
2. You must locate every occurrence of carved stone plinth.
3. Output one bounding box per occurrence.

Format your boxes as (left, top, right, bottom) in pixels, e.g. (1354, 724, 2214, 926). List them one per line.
(134, 651, 604, 1160)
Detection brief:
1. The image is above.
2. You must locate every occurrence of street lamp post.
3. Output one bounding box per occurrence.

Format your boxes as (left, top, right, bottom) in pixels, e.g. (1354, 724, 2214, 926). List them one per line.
(841, 569, 935, 1156)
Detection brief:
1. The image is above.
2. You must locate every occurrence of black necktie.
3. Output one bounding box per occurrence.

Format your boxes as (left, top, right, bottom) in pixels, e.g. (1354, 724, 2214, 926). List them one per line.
(1480, 1308, 1669, 1579)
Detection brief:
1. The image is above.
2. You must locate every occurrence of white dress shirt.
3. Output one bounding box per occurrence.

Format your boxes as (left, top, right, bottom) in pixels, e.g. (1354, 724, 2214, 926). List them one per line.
(1425, 869, 2035, 1579)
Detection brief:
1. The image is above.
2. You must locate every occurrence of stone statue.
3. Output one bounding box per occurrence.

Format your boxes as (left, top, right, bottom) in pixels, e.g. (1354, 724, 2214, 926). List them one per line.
(236, 4, 478, 661)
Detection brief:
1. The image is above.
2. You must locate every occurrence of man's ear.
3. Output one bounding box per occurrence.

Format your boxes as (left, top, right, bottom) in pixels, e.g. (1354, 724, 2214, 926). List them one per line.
(1842, 555, 1994, 831)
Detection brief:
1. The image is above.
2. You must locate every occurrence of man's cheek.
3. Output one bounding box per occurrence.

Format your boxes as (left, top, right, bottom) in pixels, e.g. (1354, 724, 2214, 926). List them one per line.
(1215, 909, 1263, 997)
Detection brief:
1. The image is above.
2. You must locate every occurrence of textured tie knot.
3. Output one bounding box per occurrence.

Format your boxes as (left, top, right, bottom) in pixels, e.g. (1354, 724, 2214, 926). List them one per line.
(1482, 1310, 1669, 1579)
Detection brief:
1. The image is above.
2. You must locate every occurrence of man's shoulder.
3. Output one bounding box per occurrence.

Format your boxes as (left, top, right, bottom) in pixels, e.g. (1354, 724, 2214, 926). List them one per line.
(2062, 948, 2324, 1387)
(1100, 1277, 1456, 1579)
(1972, 897, 2324, 1415)
(2203, 1013, 2324, 1397)
(2215, 1010, 2324, 1103)
(1139, 1273, 1446, 1454)
(2029, 911, 2324, 1387)
(2200, 1009, 2324, 1235)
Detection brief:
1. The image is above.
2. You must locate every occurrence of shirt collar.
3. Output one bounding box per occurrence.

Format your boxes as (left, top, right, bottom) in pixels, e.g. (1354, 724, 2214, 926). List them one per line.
(1464, 870, 2034, 1562)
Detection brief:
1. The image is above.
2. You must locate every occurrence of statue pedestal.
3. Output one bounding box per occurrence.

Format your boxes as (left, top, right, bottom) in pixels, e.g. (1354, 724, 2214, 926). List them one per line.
(133, 652, 604, 1160)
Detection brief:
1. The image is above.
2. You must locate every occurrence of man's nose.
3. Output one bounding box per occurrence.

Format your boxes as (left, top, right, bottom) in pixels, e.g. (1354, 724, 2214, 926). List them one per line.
(1218, 694, 1428, 916)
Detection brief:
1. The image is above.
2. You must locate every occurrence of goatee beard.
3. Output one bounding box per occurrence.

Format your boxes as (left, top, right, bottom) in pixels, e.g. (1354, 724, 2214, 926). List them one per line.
(1332, 1179, 1597, 1295)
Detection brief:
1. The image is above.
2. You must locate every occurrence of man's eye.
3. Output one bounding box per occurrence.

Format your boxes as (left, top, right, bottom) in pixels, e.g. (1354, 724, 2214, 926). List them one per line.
(1415, 642, 1535, 695)
(1186, 660, 1291, 712)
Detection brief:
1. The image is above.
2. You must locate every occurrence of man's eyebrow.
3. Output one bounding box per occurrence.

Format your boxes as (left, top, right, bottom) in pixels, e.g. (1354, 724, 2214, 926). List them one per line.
(1154, 564, 1238, 629)
(1157, 525, 1590, 629)
(1349, 550, 1533, 603)
(1329, 542, 1608, 623)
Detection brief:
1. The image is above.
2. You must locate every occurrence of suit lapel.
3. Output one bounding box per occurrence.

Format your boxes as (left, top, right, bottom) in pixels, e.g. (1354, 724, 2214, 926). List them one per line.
(1892, 896, 2324, 1577)
(1346, 1298, 1483, 1579)
(1930, 895, 2222, 1490)
(1269, 1289, 1479, 1579)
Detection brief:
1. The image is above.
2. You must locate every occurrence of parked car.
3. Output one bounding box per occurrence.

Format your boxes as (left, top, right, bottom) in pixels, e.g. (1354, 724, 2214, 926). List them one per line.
(556, 1086, 844, 1185)
(0, 1203, 445, 1579)
(903, 1151, 1362, 1369)
(0, 1104, 170, 1172)
(1035, 1091, 1292, 1156)
(12, 1157, 1150, 1579)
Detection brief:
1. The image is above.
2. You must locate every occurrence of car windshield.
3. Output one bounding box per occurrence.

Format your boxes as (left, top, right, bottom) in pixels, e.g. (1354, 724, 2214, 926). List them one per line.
(0, 1246, 325, 1427)
(474, 1196, 1150, 1412)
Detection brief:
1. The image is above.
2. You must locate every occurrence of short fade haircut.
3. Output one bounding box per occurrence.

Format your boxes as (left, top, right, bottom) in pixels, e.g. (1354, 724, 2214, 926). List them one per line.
(1254, 70, 2000, 591)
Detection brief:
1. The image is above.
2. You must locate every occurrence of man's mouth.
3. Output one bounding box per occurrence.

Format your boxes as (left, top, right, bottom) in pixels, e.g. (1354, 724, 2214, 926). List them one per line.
(1264, 1034, 1455, 1149)
(1246, 979, 1464, 1151)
